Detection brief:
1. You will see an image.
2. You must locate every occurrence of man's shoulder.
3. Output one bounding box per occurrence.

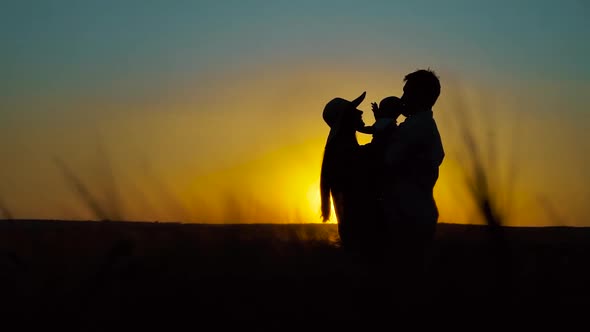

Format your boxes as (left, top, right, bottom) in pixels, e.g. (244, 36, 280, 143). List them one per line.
(412, 110, 434, 121)
(406, 111, 439, 128)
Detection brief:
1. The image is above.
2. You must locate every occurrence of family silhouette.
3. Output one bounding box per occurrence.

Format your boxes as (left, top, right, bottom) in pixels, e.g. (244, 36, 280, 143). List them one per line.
(320, 69, 444, 303)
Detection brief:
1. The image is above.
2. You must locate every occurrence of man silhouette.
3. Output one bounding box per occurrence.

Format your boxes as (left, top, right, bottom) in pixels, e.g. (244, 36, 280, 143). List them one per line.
(382, 69, 444, 305)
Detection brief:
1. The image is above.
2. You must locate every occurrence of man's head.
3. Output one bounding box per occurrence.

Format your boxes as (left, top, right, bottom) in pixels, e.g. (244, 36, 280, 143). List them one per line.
(401, 69, 440, 116)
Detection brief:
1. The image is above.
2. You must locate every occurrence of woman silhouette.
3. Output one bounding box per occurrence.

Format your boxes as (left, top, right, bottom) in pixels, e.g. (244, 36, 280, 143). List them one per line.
(320, 92, 385, 255)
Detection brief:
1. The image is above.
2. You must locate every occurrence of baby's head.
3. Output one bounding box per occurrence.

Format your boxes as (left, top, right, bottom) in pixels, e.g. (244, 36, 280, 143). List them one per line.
(377, 96, 403, 119)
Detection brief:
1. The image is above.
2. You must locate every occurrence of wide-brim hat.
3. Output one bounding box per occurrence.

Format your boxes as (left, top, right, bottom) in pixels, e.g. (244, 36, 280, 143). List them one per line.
(322, 91, 366, 128)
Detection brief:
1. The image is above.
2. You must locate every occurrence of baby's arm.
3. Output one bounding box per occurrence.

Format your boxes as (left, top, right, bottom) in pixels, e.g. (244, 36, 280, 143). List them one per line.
(357, 125, 376, 134)
(371, 102, 381, 120)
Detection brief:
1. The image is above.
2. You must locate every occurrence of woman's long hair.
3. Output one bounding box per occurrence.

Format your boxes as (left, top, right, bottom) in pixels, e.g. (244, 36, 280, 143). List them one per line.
(320, 139, 335, 222)
(319, 119, 358, 222)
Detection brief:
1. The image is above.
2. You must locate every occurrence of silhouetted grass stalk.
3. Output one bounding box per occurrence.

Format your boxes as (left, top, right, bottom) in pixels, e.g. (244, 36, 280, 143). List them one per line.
(0, 196, 14, 220)
(452, 92, 514, 295)
(54, 157, 112, 221)
(54, 143, 202, 223)
(138, 156, 193, 221)
(93, 143, 123, 221)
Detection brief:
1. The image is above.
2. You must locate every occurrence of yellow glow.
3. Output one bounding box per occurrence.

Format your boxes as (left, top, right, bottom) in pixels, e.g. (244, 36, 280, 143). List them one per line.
(306, 181, 322, 221)
(306, 180, 337, 224)
(1, 62, 587, 226)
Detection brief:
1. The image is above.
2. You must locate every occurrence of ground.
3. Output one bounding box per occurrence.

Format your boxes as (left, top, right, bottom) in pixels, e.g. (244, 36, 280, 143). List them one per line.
(0, 220, 588, 330)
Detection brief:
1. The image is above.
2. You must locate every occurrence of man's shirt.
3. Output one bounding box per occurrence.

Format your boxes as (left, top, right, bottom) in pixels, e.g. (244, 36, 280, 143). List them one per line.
(383, 110, 444, 223)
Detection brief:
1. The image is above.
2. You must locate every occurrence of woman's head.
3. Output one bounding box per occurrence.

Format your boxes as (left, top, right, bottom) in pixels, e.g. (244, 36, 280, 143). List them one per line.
(322, 92, 366, 132)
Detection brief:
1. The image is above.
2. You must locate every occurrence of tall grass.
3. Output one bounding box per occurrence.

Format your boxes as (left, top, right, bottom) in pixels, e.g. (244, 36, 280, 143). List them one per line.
(536, 195, 567, 227)
(448, 87, 515, 294)
(52, 139, 128, 221)
(52, 143, 286, 224)
(137, 156, 193, 222)
(54, 157, 115, 221)
(0, 195, 14, 220)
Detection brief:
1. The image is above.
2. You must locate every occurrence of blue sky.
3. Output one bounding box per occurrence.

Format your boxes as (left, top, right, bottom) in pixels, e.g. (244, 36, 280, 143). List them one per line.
(3, 1, 587, 94)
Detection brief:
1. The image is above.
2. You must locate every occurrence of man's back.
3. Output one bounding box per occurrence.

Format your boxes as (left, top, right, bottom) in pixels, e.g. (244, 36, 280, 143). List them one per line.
(383, 110, 444, 225)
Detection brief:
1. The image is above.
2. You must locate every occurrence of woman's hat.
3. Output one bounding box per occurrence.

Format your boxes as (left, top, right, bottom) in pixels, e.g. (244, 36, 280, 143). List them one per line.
(322, 92, 366, 127)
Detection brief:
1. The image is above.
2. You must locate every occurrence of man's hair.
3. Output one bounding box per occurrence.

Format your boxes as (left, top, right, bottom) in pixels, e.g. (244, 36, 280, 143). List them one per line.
(404, 69, 441, 108)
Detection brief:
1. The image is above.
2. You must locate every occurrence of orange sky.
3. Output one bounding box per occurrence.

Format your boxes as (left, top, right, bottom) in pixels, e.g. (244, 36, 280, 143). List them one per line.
(1, 2, 588, 226)
(1, 62, 588, 226)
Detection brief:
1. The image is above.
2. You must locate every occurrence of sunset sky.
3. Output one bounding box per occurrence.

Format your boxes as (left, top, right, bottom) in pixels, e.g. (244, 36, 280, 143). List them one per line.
(1, 1, 588, 226)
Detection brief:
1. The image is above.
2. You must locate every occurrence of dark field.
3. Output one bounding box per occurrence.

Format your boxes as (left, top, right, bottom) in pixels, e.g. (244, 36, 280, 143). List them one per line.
(0, 220, 589, 330)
